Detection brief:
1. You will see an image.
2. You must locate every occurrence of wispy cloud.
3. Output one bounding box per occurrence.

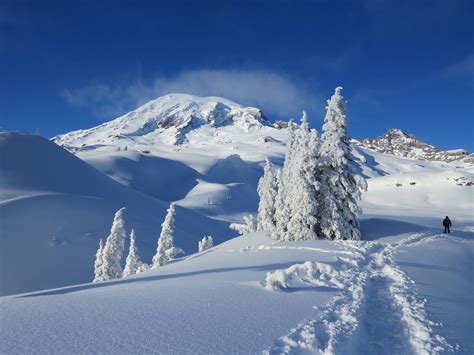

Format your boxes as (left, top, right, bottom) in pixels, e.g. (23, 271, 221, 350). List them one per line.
(442, 53, 474, 87)
(61, 83, 130, 118)
(61, 69, 323, 121)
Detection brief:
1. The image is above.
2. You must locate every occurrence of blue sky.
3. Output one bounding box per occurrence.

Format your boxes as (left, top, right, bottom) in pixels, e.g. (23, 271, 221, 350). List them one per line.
(1, 0, 473, 150)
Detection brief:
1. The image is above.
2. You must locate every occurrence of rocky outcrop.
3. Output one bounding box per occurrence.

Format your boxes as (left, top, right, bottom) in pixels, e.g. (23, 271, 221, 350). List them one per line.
(352, 128, 472, 164)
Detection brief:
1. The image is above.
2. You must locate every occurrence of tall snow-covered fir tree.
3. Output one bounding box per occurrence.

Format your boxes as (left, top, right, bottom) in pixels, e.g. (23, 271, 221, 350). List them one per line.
(318, 87, 367, 240)
(273, 120, 299, 240)
(257, 158, 278, 232)
(99, 207, 127, 281)
(93, 238, 105, 282)
(122, 229, 144, 277)
(285, 112, 321, 241)
(152, 204, 180, 268)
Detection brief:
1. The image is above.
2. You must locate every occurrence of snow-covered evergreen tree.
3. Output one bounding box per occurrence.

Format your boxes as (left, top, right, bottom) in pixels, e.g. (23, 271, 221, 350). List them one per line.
(273, 120, 299, 240)
(229, 214, 257, 235)
(272, 112, 321, 241)
(198, 235, 214, 252)
(92, 238, 105, 282)
(318, 87, 367, 240)
(152, 204, 182, 268)
(122, 229, 144, 277)
(257, 158, 278, 231)
(137, 263, 150, 274)
(285, 112, 321, 241)
(98, 207, 127, 281)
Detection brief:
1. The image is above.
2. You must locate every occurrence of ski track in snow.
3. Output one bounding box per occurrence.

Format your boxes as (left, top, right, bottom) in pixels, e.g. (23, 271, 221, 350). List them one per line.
(263, 233, 459, 355)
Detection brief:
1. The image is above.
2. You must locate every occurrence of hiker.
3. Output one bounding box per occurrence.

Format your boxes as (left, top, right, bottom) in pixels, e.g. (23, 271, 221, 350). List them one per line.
(443, 216, 452, 233)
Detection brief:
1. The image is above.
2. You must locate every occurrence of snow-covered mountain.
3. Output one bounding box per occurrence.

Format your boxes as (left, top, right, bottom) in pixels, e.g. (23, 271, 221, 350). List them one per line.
(53, 94, 472, 168)
(1, 93, 473, 298)
(52, 93, 272, 148)
(352, 128, 473, 166)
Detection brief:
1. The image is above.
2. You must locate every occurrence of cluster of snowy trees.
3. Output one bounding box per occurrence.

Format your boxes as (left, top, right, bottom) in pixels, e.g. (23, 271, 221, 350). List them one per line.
(93, 204, 215, 282)
(93, 204, 177, 282)
(235, 87, 367, 241)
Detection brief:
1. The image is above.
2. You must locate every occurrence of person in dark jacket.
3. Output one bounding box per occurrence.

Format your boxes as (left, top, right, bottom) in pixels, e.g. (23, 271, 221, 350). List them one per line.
(443, 216, 452, 233)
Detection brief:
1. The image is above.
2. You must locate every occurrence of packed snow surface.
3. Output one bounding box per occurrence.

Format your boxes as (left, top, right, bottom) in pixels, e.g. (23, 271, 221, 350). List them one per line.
(1, 223, 473, 354)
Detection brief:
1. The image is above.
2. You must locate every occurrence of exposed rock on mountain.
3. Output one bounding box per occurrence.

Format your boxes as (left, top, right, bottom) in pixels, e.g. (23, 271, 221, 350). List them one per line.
(352, 128, 473, 165)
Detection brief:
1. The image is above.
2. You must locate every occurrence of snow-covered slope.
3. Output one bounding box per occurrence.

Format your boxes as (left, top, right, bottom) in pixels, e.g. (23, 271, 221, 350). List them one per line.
(50, 94, 473, 221)
(0, 132, 234, 296)
(351, 147, 474, 220)
(1, 94, 473, 298)
(1, 224, 473, 354)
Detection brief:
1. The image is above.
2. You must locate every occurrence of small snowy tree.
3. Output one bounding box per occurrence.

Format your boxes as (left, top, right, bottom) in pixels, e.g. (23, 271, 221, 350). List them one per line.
(257, 158, 278, 232)
(137, 263, 150, 274)
(317, 87, 367, 240)
(93, 239, 105, 282)
(198, 235, 214, 252)
(123, 229, 145, 277)
(152, 204, 183, 268)
(98, 207, 127, 281)
(229, 214, 257, 235)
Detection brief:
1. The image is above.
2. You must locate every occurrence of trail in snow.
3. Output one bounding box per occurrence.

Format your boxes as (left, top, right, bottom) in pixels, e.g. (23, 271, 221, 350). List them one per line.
(353, 274, 411, 354)
(264, 233, 457, 355)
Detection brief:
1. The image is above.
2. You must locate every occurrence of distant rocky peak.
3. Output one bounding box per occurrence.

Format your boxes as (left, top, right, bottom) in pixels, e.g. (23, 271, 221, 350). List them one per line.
(385, 128, 414, 138)
(352, 128, 471, 164)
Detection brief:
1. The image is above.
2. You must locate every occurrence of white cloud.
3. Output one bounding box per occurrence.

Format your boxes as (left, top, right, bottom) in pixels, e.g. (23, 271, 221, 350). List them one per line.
(61, 83, 129, 118)
(442, 53, 474, 87)
(61, 69, 323, 121)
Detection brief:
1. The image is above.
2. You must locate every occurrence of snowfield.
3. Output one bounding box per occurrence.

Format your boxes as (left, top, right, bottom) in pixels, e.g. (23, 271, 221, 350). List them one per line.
(1, 223, 473, 354)
(0, 131, 235, 296)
